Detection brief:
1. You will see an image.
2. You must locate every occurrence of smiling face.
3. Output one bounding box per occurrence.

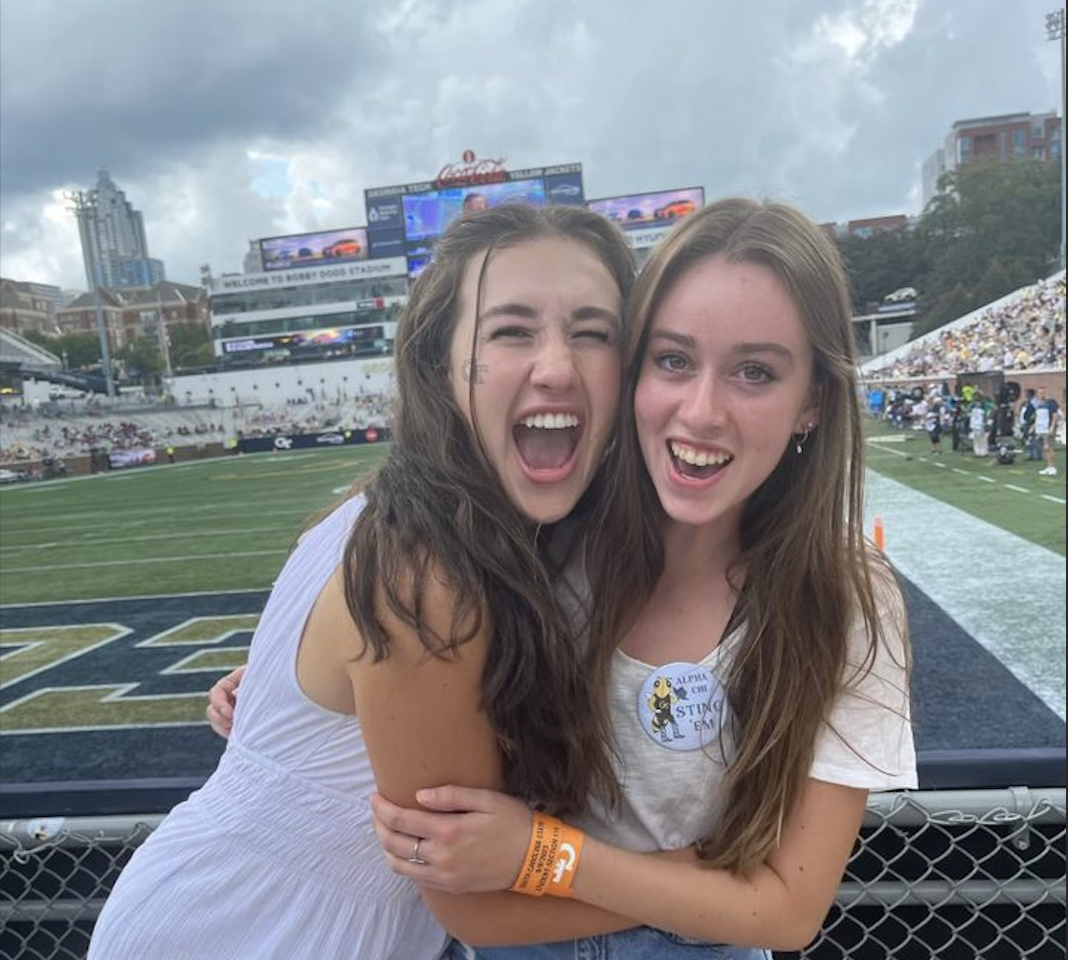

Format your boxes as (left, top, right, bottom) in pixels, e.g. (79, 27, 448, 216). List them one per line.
(634, 254, 820, 535)
(450, 236, 624, 524)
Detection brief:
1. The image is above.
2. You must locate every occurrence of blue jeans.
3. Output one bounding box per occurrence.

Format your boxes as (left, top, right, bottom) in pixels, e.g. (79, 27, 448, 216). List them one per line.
(445, 930, 771, 959)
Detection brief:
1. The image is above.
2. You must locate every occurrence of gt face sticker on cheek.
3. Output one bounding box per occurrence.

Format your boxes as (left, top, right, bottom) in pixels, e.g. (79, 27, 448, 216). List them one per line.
(462, 360, 488, 384)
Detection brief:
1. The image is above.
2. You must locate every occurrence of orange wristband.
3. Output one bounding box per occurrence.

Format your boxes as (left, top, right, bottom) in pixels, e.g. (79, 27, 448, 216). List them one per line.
(509, 812, 585, 898)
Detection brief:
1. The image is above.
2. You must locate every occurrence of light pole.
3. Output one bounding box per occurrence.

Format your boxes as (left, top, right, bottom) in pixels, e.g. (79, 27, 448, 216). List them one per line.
(157, 285, 173, 379)
(1048, 9, 1066, 270)
(67, 189, 117, 398)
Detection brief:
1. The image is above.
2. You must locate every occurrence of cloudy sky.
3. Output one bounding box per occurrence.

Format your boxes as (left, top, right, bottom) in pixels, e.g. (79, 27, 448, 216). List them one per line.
(0, 0, 1062, 292)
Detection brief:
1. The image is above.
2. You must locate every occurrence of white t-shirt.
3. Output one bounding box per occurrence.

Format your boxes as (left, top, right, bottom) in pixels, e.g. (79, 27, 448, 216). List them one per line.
(575, 579, 917, 852)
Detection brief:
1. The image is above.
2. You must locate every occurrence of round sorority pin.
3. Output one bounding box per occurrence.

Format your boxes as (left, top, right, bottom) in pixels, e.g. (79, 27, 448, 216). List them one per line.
(637, 661, 725, 752)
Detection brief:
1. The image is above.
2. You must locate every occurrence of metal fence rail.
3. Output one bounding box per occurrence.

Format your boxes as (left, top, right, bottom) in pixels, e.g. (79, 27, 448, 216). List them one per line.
(1, 789, 1064, 960)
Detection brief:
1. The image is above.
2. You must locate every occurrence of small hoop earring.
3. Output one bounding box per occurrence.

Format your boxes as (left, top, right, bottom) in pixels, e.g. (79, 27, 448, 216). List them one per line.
(795, 422, 814, 455)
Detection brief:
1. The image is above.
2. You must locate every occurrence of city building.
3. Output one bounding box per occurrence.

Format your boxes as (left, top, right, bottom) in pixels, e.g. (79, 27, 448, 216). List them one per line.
(820, 215, 913, 240)
(56, 281, 207, 361)
(0, 278, 65, 336)
(922, 111, 1063, 208)
(71, 168, 166, 290)
(242, 241, 262, 275)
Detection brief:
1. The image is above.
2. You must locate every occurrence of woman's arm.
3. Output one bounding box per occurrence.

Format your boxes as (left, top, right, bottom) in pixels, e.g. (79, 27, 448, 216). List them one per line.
(571, 778, 866, 950)
(373, 778, 867, 951)
(309, 567, 639, 944)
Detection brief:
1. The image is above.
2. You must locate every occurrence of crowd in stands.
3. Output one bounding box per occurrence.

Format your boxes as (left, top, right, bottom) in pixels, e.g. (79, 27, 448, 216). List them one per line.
(234, 392, 391, 438)
(4, 274, 1063, 468)
(864, 274, 1065, 381)
(0, 418, 160, 463)
(0, 391, 393, 464)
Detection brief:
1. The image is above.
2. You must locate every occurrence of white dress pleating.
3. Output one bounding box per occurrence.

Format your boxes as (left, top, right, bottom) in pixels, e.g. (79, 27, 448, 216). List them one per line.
(88, 496, 448, 960)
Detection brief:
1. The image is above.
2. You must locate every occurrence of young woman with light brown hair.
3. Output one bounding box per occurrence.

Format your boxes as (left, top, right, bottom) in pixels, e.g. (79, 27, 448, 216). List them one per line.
(371, 198, 916, 959)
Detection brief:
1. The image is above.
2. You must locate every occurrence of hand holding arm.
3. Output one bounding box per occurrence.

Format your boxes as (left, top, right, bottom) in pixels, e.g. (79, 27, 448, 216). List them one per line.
(342, 569, 638, 944)
(371, 785, 532, 894)
(372, 785, 701, 895)
(375, 779, 866, 951)
(205, 664, 245, 738)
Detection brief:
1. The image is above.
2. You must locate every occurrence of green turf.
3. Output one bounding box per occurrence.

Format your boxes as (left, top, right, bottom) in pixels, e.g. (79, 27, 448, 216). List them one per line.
(862, 419, 1065, 556)
(0, 445, 389, 604)
(0, 433, 1063, 605)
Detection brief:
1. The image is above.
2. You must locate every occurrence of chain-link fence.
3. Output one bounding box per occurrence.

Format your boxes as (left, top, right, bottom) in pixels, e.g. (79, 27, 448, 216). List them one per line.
(2, 789, 1064, 960)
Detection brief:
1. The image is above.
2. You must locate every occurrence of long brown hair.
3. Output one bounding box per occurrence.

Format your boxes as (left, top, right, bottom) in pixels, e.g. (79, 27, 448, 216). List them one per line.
(588, 197, 909, 870)
(344, 205, 635, 814)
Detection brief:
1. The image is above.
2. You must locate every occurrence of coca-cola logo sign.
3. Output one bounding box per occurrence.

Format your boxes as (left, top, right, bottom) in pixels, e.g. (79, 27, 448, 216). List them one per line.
(434, 151, 508, 188)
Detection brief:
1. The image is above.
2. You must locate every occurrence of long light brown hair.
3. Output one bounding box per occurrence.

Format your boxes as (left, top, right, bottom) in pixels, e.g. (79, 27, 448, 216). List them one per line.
(344, 205, 635, 814)
(588, 197, 908, 871)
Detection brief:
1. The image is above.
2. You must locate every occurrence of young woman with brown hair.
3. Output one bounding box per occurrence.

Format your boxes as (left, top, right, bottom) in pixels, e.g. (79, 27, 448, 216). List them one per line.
(88, 204, 638, 960)
(371, 198, 916, 958)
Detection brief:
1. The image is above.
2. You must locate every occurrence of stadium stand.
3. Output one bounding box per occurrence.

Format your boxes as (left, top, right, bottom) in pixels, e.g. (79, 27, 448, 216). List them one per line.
(0, 392, 392, 466)
(0, 328, 107, 396)
(0, 328, 63, 372)
(863, 271, 1065, 381)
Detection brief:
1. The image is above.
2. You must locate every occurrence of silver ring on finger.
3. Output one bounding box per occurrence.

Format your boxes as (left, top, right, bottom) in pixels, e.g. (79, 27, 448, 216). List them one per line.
(407, 836, 428, 865)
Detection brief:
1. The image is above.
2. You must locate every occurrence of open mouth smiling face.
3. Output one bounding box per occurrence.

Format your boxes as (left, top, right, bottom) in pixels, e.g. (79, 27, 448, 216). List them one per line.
(514, 412, 583, 474)
(634, 254, 820, 532)
(668, 440, 734, 481)
(449, 236, 624, 524)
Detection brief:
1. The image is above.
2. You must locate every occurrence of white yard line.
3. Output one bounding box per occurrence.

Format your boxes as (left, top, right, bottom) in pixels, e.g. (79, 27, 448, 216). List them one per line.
(866, 471, 1066, 721)
(3, 550, 285, 574)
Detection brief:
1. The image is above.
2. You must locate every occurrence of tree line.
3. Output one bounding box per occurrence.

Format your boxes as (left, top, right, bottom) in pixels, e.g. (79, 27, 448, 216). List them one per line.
(23, 322, 213, 383)
(837, 158, 1062, 337)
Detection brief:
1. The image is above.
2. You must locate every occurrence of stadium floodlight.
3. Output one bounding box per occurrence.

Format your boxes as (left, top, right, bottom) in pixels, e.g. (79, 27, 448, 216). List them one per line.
(66, 189, 117, 398)
(1047, 9, 1066, 270)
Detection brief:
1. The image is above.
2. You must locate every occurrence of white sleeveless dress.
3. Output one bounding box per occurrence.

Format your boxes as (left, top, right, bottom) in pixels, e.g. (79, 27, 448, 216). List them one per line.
(88, 496, 449, 960)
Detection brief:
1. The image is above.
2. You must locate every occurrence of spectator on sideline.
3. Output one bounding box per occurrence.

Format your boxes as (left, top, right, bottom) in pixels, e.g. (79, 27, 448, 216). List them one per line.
(924, 395, 944, 454)
(88, 205, 637, 960)
(1035, 386, 1062, 476)
(969, 392, 989, 457)
(1020, 388, 1040, 460)
(950, 396, 968, 453)
(868, 384, 886, 419)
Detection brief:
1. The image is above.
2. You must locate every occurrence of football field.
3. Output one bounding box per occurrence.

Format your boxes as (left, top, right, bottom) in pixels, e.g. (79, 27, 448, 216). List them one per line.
(0, 432, 1064, 791)
(0, 444, 390, 603)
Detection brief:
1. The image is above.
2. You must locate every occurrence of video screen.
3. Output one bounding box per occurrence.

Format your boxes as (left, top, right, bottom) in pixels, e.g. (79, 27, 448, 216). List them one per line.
(259, 227, 369, 272)
(366, 162, 584, 275)
(402, 178, 548, 242)
(586, 187, 705, 230)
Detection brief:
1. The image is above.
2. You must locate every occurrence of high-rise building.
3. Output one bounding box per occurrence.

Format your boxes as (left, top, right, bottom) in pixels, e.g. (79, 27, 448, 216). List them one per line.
(242, 240, 263, 274)
(71, 168, 166, 290)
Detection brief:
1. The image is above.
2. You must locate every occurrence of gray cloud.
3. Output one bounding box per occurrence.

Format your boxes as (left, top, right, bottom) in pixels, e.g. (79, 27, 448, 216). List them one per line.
(0, 0, 1061, 290)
